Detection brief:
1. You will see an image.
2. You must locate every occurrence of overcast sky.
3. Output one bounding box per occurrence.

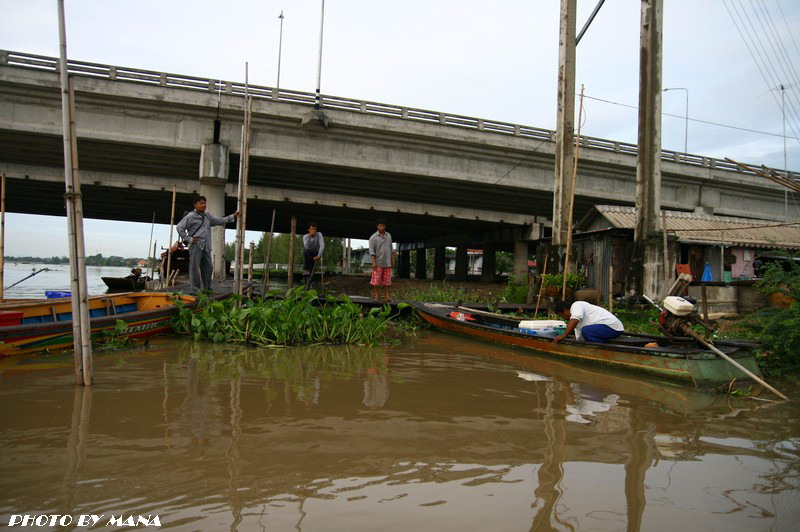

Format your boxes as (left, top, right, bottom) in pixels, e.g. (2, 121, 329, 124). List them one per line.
(2, 0, 799, 257)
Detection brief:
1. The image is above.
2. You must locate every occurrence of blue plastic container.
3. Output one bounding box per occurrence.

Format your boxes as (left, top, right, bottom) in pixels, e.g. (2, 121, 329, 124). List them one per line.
(45, 290, 71, 299)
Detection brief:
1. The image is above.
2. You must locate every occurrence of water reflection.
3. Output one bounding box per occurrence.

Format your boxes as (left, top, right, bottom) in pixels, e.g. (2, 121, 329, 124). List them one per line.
(0, 333, 798, 530)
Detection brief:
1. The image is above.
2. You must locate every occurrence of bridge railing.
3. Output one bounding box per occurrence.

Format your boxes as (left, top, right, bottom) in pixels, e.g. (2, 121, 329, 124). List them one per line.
(1, 49, 792, 179)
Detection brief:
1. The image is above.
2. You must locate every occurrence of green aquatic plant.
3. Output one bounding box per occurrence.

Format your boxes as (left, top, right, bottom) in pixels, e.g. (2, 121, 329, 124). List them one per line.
(94, 319, 132, 350)
(172, 287, 395, 347)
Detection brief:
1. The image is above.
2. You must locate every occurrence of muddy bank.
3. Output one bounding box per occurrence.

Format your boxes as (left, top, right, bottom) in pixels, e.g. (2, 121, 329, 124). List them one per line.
(320, 274, 509, 301)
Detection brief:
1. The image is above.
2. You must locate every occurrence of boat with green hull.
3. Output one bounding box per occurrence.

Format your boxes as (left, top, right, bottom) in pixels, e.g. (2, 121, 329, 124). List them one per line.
(412, 302, 761, 387)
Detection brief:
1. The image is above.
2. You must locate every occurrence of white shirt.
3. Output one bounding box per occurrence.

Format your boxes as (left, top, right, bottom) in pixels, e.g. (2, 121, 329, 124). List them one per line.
(569, 301, 624, 341)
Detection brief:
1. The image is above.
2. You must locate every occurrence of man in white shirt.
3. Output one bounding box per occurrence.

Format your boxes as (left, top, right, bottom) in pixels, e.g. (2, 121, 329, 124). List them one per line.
(552, 300, 624, 344)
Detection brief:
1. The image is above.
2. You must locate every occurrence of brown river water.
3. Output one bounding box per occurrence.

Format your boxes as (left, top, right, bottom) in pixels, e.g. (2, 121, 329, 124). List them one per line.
(1, 332, 799, 531)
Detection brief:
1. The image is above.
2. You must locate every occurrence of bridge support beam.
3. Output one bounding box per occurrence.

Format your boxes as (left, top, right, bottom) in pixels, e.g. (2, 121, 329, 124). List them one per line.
(199, 143, 230, 280)
(513, 240, 529, 285)
(481, 244, 496, 283)
(415, 249, 427, 280)
(454, 246, 468, 281)
(433, 247, 446, 280)
(398, 250, 411, 279)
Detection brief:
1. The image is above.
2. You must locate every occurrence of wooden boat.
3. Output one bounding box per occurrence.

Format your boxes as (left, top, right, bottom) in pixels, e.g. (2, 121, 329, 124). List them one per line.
(0, 292, 198, 357)
(412, 302, 762, 386)
(101, 276, 149, 291)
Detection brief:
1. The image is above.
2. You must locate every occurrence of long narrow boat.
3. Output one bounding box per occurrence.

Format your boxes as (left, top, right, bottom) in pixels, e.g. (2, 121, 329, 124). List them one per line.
(412, 302, 762, 386)
(0, 292, 199, 357)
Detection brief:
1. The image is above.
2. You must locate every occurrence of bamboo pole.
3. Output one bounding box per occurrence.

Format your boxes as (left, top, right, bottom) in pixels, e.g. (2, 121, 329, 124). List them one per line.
(234, 65, 253, 299)
(247, 241, 255, 283)
(679, 324, 788, 401)
(534, 252, 550, 318)
(262, 209, 276, 291)
(609, 265, 614, 311)
(146, 211, 155, 280)
(661, 209, 669, 300)
(561, 84, 585, 300)
(165, 185, 176, 288)
(58, 0, 92, 386)
(288, 216, 296, 288)
(0, 172, 5, 302)
(152, 241, 157, 287)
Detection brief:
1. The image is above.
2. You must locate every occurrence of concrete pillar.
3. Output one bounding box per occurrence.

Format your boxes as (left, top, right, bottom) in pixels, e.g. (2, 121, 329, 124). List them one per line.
(454, 246, 468, 281)
(481, 244, 496, 283)
(513, 240, 529, 285)
(398, 250, 411, 279)
(199, 143, 229, 280)
(634, 0, 664, 298)
(415, 249, 427, 279)
(433, 247, 446, 280)
(552, 0, 577, 248)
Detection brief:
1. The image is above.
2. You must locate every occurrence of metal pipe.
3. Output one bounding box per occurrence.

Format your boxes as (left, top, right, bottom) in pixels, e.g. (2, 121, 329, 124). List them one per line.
(576, 0, 607, 45)
(314, 0, 326, 109)
(277, 10, 285, 89)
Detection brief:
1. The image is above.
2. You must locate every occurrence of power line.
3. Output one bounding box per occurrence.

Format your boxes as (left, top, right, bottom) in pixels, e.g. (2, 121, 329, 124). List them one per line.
(724, 0, 800, 142)
(581, 94, 800, 140)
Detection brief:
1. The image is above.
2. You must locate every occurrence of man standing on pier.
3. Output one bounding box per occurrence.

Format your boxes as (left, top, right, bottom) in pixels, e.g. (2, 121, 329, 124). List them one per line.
(176, 195, 239, 294)
(369, 219, 396, 303)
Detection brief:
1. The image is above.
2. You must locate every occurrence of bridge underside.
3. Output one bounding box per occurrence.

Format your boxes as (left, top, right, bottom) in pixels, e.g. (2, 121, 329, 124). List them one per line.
(1, 130, 583, 248)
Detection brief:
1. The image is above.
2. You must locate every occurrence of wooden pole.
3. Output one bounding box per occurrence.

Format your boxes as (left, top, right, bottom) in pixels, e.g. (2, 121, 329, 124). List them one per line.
(262, 209, 276, 291)
(152, 241, 157, 286)
(661, 209, 669, 300)
(165, 185, 176, 288)
(609, 265, 614, 311)
(58, 0, 92, 386)
(680, 324, 788, 401)
(0, 172, 5, 302)
(701, 282, 709, 322)
(562, 85, 585, 300)
(288, 216, 296, 288)
(534, 252, 550, 318)
(146, 211, 155, 280)
(234, 65, 253, 298)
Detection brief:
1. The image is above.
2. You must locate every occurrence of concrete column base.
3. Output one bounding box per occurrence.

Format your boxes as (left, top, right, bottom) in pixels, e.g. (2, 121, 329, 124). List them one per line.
(481, 244, 496, 283)
(513, 240, 529, 285)
(199, 143, 230, 280)
(415, 249, 427, 279)
(398, 250, 411, 279)
(454, 246, 468, 281)
(433, 247, 446, 280)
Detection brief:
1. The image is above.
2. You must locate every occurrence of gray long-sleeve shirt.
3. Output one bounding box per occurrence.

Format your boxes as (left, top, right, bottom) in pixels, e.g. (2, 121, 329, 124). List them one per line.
(368, 231, 394, 268)
(303, 232, 325, 257)
(176, 210, 236, 253)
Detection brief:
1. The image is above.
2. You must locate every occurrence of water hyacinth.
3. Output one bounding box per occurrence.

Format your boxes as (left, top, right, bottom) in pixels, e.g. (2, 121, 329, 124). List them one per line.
(172, 288, 398, 347)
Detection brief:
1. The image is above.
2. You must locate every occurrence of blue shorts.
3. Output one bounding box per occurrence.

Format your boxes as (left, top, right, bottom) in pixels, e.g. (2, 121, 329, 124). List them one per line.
(581, 324, 623, 343)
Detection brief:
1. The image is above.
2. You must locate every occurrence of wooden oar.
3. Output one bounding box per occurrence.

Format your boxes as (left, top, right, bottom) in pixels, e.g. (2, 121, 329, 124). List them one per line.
(534, 252, 550, 318)
(679, 324, 788, 401)
(457, 305, 525, 321)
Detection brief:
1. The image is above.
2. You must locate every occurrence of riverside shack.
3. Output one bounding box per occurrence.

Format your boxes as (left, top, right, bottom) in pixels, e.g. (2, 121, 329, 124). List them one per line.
(570, 205, 800, 314)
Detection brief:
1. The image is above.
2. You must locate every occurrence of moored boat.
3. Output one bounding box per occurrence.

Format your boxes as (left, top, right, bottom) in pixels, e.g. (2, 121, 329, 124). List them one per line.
(412, 302, 762, 386)
(101, 276, 150, 291)
(0, 292, 199, 357)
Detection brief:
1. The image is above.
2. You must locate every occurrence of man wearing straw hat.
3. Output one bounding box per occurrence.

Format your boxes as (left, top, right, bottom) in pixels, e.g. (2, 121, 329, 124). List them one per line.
(176, 195, 239, 294)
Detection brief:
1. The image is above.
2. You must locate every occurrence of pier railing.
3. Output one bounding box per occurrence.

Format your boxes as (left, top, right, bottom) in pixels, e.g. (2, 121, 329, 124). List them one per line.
(1, 49, 792, 179)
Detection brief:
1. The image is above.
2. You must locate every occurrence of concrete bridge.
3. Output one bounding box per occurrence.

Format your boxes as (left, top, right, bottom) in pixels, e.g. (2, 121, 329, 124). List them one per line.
(0, 50, 791, 279)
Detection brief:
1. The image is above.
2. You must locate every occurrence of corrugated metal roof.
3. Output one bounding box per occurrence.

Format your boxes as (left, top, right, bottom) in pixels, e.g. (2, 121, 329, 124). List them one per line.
(587, 206, 800, 249)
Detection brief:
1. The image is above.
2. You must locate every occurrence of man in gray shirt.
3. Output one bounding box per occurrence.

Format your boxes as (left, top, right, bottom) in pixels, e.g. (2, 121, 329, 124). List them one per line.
(368, 218, 396, 302)
(176, 195, 239, 294)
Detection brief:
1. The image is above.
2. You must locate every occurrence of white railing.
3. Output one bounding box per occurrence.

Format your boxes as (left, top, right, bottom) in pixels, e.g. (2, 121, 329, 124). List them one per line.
(0, 49, 792, 179)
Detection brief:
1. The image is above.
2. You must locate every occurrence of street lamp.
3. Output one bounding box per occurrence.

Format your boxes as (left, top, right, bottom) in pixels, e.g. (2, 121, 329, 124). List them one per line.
(276, 10, 285, 89)
(663, 87, 689, 154)
(314, 0, 326, 109)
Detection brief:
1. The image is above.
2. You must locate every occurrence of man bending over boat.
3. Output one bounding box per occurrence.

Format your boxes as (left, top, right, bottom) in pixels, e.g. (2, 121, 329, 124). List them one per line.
(176, 195, 239, 294)
(552, 300, 624, 344)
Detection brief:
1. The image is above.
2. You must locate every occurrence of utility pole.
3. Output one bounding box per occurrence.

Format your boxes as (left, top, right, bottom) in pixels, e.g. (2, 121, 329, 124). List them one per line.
(634, 0, 664, 299)
(552, 0, 577, 254)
